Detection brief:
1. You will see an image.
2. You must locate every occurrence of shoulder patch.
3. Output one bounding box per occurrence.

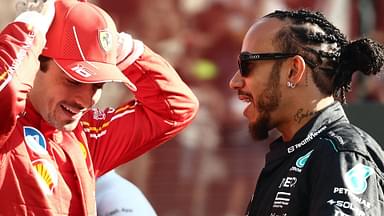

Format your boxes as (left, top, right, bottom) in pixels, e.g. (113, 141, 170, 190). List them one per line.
(344, 163, 374, 194)
(23, 126, 48, 155)
(32, 159, 58, 196)
(323, 124, 371, 157)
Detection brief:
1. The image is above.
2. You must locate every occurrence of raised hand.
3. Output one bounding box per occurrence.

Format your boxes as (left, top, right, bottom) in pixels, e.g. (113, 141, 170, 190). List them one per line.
(15, 0, 55, 35)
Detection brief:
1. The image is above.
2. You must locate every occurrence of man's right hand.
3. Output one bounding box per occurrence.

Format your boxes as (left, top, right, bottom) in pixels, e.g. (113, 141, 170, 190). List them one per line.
(14, 0, 55, 35)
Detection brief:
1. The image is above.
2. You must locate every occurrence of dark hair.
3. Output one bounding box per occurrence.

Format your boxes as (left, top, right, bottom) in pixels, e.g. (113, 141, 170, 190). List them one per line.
(38, 55, 52, 72)
(264, 10, 384, 103)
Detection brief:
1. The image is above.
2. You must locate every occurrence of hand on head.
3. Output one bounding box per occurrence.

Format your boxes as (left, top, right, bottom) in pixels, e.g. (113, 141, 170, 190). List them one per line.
(15, 0, 55, 35)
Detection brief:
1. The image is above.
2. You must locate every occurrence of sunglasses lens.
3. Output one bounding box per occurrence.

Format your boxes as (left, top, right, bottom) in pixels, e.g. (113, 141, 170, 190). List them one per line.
(238, 59, 251, 77)
(238, 52, 295, 77)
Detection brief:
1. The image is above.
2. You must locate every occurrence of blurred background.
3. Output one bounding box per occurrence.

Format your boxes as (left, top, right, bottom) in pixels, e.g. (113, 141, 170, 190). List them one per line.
(1, 0, 384, 215)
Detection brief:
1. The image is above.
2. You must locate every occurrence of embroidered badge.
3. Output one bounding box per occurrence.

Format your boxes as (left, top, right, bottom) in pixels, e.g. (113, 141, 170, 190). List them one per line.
(32, 159, 58, 196)
(99, 30, 113, 52)
(344, 163, 374, 194)
(79, 141, 87, 160)
(295, 150, 314, 168)
(23, 126, 48, 155)
(92, 108, 106, 120)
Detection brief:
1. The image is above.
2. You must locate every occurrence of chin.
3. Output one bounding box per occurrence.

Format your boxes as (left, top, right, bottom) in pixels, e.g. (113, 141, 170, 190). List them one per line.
(54, 118, 80, 131)
(62, 121, 79, 131)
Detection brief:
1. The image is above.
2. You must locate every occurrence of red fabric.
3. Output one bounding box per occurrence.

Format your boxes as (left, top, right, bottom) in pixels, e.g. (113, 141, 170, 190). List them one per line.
(284, 0, 316, 10)
(350, 0, 361, 39)
(43, 0, 134, 86)
(374, 0, 384, 31)
(0, 21, 198, 215)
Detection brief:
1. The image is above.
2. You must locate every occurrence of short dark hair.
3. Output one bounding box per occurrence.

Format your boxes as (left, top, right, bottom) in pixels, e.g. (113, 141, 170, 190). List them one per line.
(38, 55, 52, 72)
(265, 10, 384, 103)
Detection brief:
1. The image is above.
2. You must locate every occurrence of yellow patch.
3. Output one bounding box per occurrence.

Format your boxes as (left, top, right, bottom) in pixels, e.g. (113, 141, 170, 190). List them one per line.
(79, 142, 87, 159)
(0, 71, 8, 81)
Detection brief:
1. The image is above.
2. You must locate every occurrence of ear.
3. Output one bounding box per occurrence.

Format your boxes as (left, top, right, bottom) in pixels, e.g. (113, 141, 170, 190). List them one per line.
(287, 55, 306, 85)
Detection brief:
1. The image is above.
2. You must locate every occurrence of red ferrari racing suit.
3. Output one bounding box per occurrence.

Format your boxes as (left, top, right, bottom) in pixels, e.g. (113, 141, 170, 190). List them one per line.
(0, 21, 198, 215)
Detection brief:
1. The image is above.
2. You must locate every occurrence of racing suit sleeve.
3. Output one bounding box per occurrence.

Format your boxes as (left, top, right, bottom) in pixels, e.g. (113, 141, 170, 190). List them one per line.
(82, 45, 199, 177)
(306, 139, 382, 216)
(0, 22, 46, 148)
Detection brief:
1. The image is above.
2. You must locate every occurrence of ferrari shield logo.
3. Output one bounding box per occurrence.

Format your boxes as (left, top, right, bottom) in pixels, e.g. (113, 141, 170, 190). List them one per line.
(99, 30, 113, 52)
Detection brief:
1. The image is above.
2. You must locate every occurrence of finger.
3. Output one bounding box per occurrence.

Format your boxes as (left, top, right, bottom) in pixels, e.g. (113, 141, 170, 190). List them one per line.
(40, 0, 55, 20)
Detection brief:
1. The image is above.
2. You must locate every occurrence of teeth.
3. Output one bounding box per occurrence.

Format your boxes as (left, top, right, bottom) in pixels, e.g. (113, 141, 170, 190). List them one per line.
(239, 97, 252, 103)
(62, 105, 77, 114)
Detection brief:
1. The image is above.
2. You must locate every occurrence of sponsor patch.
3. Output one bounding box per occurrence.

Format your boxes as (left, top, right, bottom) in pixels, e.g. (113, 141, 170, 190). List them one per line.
(92, 108, 106, 120)
(272, 192, 291, 208)
(32, 159, 58, 196)
(79, 141, 87, 159)
(344, 164, 374, 194)
(7, 32, 35, 75)
(23, 126, 48, 155)
(295, 150, 314, 168)
(333, 187, 372, 209)
(279, 177, 297, 189)
(287, 126, 327, 153)
(327, 199, 365, 216)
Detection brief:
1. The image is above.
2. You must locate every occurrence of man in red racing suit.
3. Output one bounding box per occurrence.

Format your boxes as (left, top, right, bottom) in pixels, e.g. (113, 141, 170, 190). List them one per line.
(0, 0, 198, 215)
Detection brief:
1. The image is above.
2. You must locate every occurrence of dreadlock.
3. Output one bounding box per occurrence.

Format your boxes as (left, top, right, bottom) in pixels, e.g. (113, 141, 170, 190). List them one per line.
(264, 10, 384, 103)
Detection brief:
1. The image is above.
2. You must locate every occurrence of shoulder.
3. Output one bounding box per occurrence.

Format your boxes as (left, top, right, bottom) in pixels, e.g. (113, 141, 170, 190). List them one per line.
(308, 123, 384, 174)
(314, 123, 378, 156)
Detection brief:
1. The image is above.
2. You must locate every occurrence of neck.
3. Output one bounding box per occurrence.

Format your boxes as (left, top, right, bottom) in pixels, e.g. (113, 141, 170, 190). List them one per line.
(278, 96, 334, 142)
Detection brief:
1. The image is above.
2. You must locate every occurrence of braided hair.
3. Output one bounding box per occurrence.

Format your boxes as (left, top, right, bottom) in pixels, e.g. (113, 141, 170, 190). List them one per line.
(264, 10, 384, 103)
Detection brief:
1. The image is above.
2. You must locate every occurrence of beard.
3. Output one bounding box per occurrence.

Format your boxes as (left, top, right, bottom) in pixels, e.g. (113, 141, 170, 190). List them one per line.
(249, 112, 270, 140)
(249, 61, 283, 141)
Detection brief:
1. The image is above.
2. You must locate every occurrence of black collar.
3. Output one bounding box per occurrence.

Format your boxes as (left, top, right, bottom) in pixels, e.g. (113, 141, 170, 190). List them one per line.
(266, 101, 349, 165)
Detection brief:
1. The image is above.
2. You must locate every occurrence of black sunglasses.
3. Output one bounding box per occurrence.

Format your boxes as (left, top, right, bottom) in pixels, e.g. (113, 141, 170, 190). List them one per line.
(238, 52, 297, 77)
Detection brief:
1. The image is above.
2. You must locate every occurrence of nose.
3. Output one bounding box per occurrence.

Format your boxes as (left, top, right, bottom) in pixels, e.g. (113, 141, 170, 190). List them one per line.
(229, 70, 244, 90)
(75, 84, 103, 109)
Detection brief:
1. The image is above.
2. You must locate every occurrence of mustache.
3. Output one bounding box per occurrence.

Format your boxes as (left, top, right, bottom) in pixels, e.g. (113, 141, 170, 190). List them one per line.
(238, 90, 252, 98)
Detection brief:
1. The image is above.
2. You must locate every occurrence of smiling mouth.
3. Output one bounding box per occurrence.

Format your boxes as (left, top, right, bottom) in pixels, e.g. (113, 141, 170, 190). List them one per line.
(237, 92, 255, 118)
(60, 104, 85, 119)
(238, 94, 253, 104)
(61, 104, 77, 114)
